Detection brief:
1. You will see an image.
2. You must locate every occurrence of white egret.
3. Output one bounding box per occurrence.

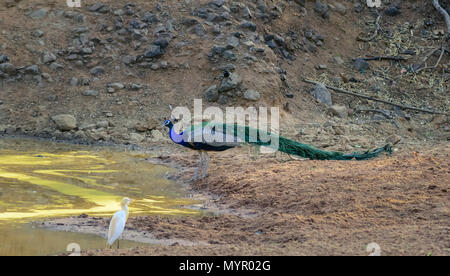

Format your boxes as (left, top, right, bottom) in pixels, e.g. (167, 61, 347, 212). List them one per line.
(107, 197, 131, 249)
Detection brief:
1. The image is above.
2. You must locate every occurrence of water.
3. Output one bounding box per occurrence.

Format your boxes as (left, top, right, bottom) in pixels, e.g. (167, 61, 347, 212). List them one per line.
(0, 137, 200, 255)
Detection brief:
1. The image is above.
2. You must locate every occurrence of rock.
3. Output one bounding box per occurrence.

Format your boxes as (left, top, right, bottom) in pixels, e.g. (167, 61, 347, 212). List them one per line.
(217, 94, 229, 105)
(121, 55, 136, 65)
(385, 134, 401, 145)
(160, 61, 168, 69)
(135, 122, 149, 132)
(240, 21, 257, 32)
(182, 17, 199, 26)
(42, 52, 56, 64)
(223, 50, 236, 60)
(354, 3, 363, 13)
(226, 36, 240, 49)
(52, 114, 77, 131)
(89, 66, 105, 76)
(89, 3, 109, 13)
(243, 89, 261, 101)
(219, 73, 242, 92)
(130, 133, 145, 143)
(328, 105, 348, 118)
(49, 63, 64, 71)
(69, 77, 79, 86)
(96, 121, 109, 128)
(354, 58, 369, 73)
(153, 38, 169, 49)
(204, 85, 219, 102)
(144, 45, 162, 58)
(32, 30, 45, 37)
(194, 24, 206, 36)
(108, 82, 125, 90)
(210, 0, 225, 8)
(82, 90, 98, 96)
(29, 9, 48, 19)
(243, 6, 253, 19)
(151, 129, 165, 141)
(0, 63, 16, 75)
(385, 5, 401, 16)
(0, 55, 9, 63)
(25, 65, 39, 75)
(334, 3, 347, 15)
(333, 56, 345, 65)
(314, 0, 329, 19)
(211, 45, 227, 56)
(312, 83, 332, 106)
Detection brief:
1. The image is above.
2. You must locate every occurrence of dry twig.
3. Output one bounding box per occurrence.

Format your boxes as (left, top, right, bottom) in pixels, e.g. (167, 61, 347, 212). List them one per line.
(302, 79, 448, 115)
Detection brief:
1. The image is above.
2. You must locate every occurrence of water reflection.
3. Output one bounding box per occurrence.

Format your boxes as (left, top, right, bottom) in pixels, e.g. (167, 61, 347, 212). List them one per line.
(0, 137, 200, 255)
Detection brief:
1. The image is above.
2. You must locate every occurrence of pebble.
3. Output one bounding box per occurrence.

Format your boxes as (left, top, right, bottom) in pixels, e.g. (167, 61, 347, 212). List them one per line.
(243, 89, 261, 101)
(82, 90, 99, 96)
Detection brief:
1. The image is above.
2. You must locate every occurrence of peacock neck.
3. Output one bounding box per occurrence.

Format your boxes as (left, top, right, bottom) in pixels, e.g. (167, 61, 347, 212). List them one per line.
(169, 126, 185, 144)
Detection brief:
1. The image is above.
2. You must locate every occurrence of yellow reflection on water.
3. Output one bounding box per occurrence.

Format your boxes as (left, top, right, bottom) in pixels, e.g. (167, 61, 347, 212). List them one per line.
(0, 138, 200, 222)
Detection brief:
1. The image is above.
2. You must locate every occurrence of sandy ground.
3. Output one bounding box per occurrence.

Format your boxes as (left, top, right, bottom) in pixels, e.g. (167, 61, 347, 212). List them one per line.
(41, 142, 450, 256)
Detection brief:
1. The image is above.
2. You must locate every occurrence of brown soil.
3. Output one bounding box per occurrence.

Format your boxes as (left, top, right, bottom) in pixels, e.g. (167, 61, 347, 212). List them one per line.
(42, 142, 449, 256)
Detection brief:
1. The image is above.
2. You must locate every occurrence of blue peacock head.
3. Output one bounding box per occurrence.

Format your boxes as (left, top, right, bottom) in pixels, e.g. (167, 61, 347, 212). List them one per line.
(163, 119, 173, 129)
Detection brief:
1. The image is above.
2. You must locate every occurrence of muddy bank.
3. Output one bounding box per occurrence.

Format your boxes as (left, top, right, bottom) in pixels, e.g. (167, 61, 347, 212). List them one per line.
(39, 142, 450, 256)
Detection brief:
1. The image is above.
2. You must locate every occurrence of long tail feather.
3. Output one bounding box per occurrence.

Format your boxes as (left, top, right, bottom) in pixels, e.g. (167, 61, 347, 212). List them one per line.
(203, 123, 392, 160)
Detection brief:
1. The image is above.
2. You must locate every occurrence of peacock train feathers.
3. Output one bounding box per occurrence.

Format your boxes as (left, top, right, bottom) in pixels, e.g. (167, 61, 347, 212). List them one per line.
(185, 122, 392, 161)
(164, 119, 392, 181)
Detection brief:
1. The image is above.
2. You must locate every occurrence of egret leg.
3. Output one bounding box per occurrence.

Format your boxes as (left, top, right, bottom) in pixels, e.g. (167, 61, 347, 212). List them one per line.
(192, 151, 203, 181)
(202, 152, 210, 179)
(117, 239, 120, 249)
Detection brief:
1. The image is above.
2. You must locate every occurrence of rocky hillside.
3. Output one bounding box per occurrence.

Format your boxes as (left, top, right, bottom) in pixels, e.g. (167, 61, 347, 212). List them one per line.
(0, 0, 448, 149)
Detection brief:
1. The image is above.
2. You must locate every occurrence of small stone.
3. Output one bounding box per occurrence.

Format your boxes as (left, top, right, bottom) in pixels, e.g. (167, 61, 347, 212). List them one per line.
(130, 133, 145, 143)
(52, 114, 77, 131)
(42, 52, 57, 64)
(25, 65, 39, 75)
(219, 73, 242, 92)
(194, 24, 206, 36)
(204, 85, 219, 102)
(314, 0, 329, 19)
(151, 130, 165, 141)
(70, 77, 78, 86)
(385, 5, 401, 16)
(0, 63, 16, 75)
(144, 45, 162, 58)
(226, 36, 240, 49)
(0, 55, 9, 64)
(96, 121, 109, 128)
(333, 56, 344, 65)
(153, 38, 169, 49)
(243, 89, 261, 101)
(82, 90, 98, 96)
(312, 83, 332, 106)
(49, 63, 64, 71)
(240, 21, 257, 32)
(334, 3, 347, 15)
(354, 58, 369, 73)
(108, 82, 125, 90)
(217, 94, 229, 105)
(223, 50, 236, 60)
(29, 9, 48, 19)
(32, 30, 45, 37)
(89, 66, 105, 76)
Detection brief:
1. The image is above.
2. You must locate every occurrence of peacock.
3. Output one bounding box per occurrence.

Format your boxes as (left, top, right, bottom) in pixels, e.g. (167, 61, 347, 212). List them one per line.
(163, 119, 392, 181)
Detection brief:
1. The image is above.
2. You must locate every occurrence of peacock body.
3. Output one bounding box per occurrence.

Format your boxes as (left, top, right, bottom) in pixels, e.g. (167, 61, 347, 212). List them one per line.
(163, 120, 392, 180)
